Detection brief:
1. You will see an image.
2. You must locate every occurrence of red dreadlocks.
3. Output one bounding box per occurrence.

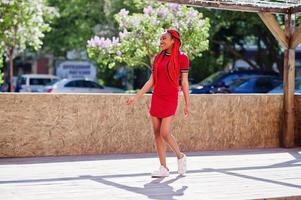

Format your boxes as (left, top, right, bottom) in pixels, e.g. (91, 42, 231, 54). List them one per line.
(153, 29, 181, 89)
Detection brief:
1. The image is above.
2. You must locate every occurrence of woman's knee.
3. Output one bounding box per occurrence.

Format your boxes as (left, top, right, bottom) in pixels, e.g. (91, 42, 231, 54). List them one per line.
(151, 117, 161, 137)
(160, 131, 170, 140)
(153, 130, 161, 138)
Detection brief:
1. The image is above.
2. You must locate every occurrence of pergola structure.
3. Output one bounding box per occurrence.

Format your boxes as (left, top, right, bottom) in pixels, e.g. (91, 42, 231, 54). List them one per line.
(159, 0, 301, 147)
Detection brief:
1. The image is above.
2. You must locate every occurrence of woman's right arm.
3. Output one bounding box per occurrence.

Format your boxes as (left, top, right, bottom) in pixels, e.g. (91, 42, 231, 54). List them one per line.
(126, 74, 154, 105)
(135, 74, 154, 99)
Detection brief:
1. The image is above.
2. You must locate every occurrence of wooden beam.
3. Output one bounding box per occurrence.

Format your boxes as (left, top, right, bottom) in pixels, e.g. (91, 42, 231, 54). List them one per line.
(291, 23, 301, 48)
(290, 5, 301, 14)
(282, 13, 295, 148)
(158, 0, 291, 14)
(258, 12, 289, 49)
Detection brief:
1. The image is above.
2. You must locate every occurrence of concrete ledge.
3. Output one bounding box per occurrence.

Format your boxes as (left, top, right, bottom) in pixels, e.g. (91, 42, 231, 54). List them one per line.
(0, 93, 287, 157)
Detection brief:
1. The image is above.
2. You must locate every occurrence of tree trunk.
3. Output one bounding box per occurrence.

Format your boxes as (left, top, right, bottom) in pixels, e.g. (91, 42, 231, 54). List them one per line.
(9, 48, 14, 92)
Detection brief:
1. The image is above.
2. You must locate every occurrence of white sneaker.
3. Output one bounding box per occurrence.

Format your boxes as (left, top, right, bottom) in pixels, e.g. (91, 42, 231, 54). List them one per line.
(151, 165, 169, 178)
(178, 153, 187, 175)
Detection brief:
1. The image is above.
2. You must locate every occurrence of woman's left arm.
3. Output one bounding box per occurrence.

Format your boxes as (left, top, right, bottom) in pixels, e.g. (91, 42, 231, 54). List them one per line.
(181, 72, 190, 116)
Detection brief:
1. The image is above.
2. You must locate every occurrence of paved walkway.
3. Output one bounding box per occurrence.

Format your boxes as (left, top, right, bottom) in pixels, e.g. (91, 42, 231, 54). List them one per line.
(0, 148, 301, 200)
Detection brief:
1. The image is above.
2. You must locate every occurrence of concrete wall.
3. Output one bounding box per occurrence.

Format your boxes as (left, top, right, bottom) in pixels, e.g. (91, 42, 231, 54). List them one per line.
(0, 93, 287, 157)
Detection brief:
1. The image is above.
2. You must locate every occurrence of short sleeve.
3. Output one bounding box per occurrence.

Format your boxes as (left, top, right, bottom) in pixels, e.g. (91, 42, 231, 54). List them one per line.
(179, 53, 190, 73)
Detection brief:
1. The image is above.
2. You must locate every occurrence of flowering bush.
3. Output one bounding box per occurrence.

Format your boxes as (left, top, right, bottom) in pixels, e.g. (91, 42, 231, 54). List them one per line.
(0, 0, 58, 54)
(0, 0, 58, 86)
(87, 3, 210, 70)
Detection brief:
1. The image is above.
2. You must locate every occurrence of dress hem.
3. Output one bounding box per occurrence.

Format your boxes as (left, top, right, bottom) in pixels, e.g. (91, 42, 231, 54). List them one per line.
(149, 112, 176, 118)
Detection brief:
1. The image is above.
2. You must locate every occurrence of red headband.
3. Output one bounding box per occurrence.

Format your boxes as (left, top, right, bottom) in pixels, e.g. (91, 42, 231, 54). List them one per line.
(166, 29, 181, 46)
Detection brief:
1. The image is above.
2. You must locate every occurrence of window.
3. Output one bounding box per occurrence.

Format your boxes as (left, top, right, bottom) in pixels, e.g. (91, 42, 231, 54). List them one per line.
(65, 80, 82, 87)
(221, 74, 240, 86)
(65, 80, 103, 88)
(296, 79, 301, 90)
(89, 81, 103, 89)
(228, 78, 249, 89)
(46, 79, 59, 86)
(272, 79, 282, 88)
(82, 81, 95, 88)
(254, 78, 275, 91)
(199, 71, 226, 86)
(20, 77, 26, 85)
(29, 78, 52, 85)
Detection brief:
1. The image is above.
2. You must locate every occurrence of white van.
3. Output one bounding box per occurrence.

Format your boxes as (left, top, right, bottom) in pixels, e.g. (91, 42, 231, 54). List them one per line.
(16, 74, 60, 92)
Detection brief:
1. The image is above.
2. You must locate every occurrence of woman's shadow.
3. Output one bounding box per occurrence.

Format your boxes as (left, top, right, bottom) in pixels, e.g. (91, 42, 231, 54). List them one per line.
(81, 174, 188, 200)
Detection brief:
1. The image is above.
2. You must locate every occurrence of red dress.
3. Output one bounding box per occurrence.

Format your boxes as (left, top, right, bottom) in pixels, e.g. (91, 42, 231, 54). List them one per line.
(149, 52, 190, 118)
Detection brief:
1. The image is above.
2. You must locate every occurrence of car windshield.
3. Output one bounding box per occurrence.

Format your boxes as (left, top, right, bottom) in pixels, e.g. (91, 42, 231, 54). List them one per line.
(29, 78, 57, 86)
(198, 71, 226, 86)
(227, 78, 250, 88)
(45, 79, 60, 86)
(20, 77, 26, 85)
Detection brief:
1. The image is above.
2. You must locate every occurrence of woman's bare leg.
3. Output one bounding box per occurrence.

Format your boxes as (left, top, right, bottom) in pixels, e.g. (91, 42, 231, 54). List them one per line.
(151, 116, 167, 168)
(160, 116, 183, 159)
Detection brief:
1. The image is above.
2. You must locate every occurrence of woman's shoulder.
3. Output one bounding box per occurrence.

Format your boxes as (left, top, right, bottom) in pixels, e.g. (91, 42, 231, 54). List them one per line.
(153, 52, 163, 61)
(179, 52, 189, 60)
(152, 52, 161, 64)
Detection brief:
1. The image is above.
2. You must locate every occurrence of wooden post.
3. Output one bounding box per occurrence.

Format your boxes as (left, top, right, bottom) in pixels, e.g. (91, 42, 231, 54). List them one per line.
(258, 12, 288, 49)
(283, 13, 295, 147)
(292, 23, 301, 48)
(258, 12, 296, 147)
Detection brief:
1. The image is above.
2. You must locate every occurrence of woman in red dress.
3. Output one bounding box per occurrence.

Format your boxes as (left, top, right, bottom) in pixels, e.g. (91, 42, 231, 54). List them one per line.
(126, 29, 190, 178)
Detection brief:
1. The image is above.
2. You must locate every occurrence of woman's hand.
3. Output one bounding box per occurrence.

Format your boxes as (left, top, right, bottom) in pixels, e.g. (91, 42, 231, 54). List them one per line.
(126, 74, 153, 106)
(126, 96, 137, 106)
(184, 104, 190, 117)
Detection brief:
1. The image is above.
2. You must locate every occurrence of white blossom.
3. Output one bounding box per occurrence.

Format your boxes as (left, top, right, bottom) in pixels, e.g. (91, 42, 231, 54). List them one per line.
(143, 6, 153, 15)
(87, 2, 210, 69)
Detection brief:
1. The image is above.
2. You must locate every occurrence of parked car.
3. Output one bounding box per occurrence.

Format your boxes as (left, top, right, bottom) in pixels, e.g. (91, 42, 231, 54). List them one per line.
(45, 78, 125, 93)
(190, 70, 279, 94)
(15, 74, 60, 92)
(222, 75, 282, 93)
(209, 77, 251, 93)
(269, 77, 301, 94)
